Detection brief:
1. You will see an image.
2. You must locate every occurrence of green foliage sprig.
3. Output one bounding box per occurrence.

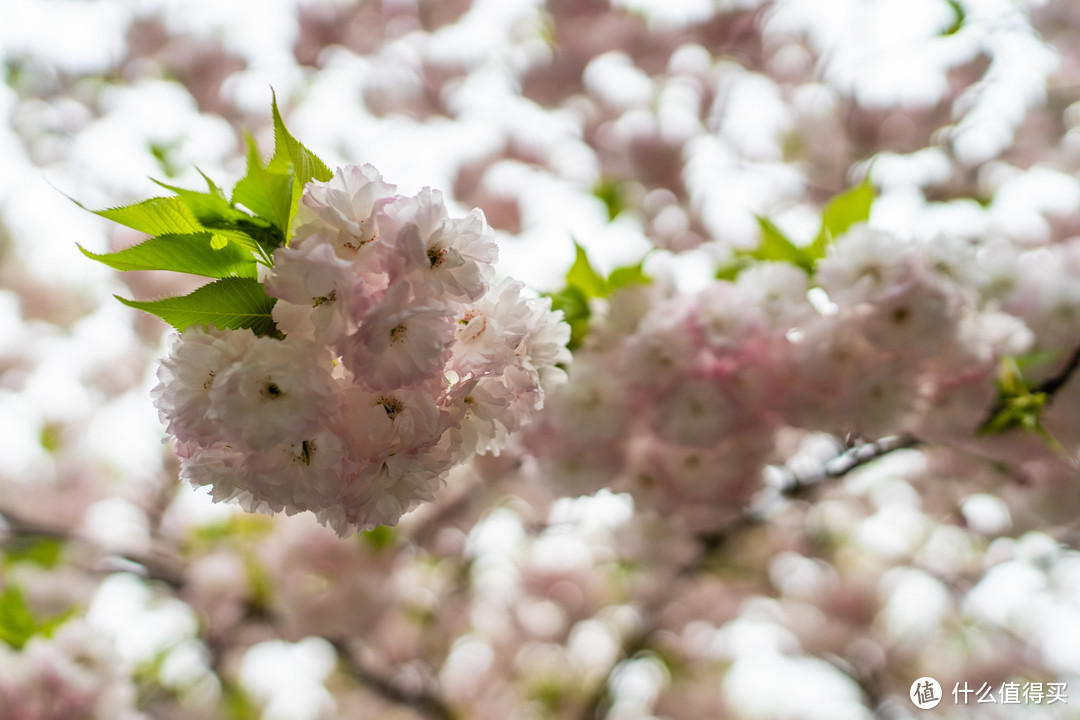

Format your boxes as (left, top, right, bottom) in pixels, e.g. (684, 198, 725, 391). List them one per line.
(79, 95, 333, 336)
(717, 175, 875, 280)
(978, 351, 1080, 462)
(547, 241, 650, 350)
(0, 585, 75, 649)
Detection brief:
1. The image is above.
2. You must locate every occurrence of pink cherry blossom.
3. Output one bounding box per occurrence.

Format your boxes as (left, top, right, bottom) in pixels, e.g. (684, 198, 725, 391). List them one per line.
(376, 187, 498, 301)
(338, 281, 455, 391)
(339, 383, 445, 462)
(266, 237, 369, 343)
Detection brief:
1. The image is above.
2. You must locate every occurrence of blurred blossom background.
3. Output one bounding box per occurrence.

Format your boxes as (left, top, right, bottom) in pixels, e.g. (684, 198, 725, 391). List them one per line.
(4, 0, 1080, 718)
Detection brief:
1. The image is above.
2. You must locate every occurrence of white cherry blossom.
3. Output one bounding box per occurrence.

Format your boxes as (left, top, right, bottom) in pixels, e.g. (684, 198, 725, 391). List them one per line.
(209, 337, 337, 450)
(817, 225, 918, 304)
(291, 163, 397, 261)
(150, 325, 256, 445)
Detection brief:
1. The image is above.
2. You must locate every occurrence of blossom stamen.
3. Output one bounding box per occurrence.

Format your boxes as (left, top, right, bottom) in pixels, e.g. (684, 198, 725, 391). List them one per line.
(312, 290, 337, 308)
(263, 380, 285, 400)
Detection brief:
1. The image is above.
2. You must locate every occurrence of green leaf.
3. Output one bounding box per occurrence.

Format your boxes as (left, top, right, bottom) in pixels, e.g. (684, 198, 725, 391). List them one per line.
(809, 176, 875, 260)
(1011, 349, 1064, 376)
(3, 537, 65, 569)
(977, 357, 1053, 440)
(79, 232, 258, 279)
(222, 680, 261, 720)
(232, 133, 295, 236)
(0, 585, 72, 650)
(941, 0, 965, 36)
(149, 140, 182, 178)
(607, 262, 650, 293)
(117, 277, 278, 336)
(978, 396, 1044, 436)
(750, 217, 811, 271)
(269, 93, 333, 189)
(190, 514, 274, 549)
(0, 586, 39, 649)
(153, 177, 251, 229)
(39, 422, 61, 453)
(542, 243, 615, 352)
(193, 211, 284, 261)
(197, 168, 229, 201)
(34, 606, 76, 640)
(548, 245, 649, 350)
(244, 555, 273, 617)
(997, 356, 1028, 398)
(715, 257, 751, 281)
(268, 93, 333, 231)
(566, 241, 608, 299)
(361, 524, 397, 550)
(547, 286, 590, 350)
(91, 196, 203, 237)
(593, 178, 626, 221)
(84, 175, 275, 267)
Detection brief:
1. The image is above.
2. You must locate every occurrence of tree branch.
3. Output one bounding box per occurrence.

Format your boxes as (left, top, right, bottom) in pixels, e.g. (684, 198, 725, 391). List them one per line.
(0, 505, 185, 589)
(770, 433, 923, 501)
(329, 639, 458, 720)
(1, 505, 461, 720)
(698, 342, 1080, 561)
(695, 434, 922, 558)
(1035, 342, 1080, 398)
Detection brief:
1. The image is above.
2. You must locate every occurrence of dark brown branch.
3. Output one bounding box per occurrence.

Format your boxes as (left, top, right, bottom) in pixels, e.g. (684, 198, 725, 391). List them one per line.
(1036, 342, 1080, 398)
(329, 639, 457, 720)
(2, 504, 462, 720)
(699, 342, 1080, 560)
(0, 506, 185, 589)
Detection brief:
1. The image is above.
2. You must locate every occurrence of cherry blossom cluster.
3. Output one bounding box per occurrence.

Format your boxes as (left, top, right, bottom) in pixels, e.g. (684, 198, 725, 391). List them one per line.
(153, 165, 570, 534)
(528, 226, 1040, 530)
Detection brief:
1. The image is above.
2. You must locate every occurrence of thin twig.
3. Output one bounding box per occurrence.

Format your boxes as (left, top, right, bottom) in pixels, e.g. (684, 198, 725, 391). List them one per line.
(772, 434, 923, 501)
(577, 628, 654, 720)
(697, 342, 1080, 560)
(1035, 342, 1080, 398)
(695, 434, 922, 559)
